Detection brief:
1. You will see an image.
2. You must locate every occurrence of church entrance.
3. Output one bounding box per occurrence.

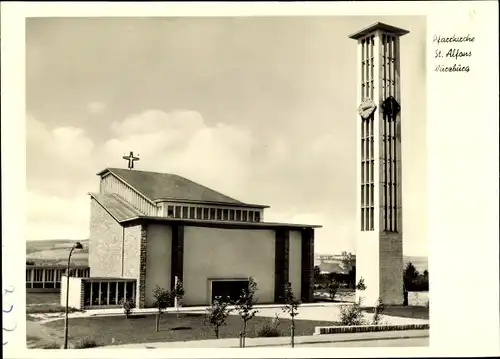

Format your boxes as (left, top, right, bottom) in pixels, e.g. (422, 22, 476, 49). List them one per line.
(210, 279, 249, 304)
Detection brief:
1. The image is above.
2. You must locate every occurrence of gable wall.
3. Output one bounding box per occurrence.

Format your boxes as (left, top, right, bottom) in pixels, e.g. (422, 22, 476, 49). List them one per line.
(100, 174, 159, 216)
(89, 199, 124, 277)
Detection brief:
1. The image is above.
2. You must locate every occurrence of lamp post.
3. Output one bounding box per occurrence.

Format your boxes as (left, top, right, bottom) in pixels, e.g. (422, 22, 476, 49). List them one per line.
(63, 241, 83, 349)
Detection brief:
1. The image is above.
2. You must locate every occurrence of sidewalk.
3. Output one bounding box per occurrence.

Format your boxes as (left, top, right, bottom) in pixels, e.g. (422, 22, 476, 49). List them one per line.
(101, 329, 429, 348)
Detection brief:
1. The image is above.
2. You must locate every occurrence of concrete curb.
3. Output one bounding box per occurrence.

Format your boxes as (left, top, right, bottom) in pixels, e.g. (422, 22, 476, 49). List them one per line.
(100, 330, 430, 349)
(314, 323, 430, 335)
(234, 334, 430, 348)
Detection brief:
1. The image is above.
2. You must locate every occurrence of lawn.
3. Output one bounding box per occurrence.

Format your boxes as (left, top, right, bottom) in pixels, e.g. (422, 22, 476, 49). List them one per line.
(362, 305, 429, 320)
(42, 312, 338, 347)
(27, 293, 59, 305)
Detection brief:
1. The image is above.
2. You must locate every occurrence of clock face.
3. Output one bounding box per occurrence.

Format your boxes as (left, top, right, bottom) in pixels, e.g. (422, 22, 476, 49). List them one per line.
(357, 98, 377, 119)
(382, 96, 401, 118)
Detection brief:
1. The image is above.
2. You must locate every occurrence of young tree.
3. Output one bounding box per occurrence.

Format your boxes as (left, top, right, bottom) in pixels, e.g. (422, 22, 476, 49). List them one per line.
(327, 279, 340, 301)
(313, 266, 321, 280)
(235, 277, 259, 347)
(340, 251, 354, 274)
(204, 297, 232, 339)
(173, 277, 185, 318)
(340, 252, 355, 287)
(152, 285, 172, 332)
(423, 269, 429, 277)
(281, 282, 300, 348)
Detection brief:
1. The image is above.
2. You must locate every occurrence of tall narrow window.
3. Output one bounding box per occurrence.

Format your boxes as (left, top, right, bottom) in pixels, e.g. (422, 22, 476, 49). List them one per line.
(235, 210, 241, 221)
(167, 205, 175, 217)
(182, 206, 189, 218)
(229, 210, 235, 221)
(189, 207, 196, 219)
(174, 206, 181, 219)
(254, 211, 261, 222)
(203, 208, 209, 220)
(223, 209, 228, 220)
(210, 208, 216, 220)
(242, 210, 248, 222)
(196, 207, 202, 219)
(216, 209, 222, 220)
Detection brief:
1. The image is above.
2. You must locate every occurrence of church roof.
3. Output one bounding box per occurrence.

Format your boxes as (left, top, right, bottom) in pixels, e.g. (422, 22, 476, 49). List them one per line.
(90, 192, 321, 229)
(90, 193, 144, 221)
(97, 167, 268, 208)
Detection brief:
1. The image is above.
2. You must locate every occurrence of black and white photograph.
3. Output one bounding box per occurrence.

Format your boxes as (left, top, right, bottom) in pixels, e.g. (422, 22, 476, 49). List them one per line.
(24, 15, 429, 349)
(1, 1, 499, 357)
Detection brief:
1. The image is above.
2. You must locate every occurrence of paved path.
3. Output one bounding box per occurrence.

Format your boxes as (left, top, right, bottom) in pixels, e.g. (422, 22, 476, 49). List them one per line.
(104, 329, 429, 348)
(299, 336, 428, 347)
(32, 303, 428, 326)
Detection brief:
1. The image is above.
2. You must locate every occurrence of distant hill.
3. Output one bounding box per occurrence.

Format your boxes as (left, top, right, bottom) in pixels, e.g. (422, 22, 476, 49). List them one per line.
(26, 239, 89, 266)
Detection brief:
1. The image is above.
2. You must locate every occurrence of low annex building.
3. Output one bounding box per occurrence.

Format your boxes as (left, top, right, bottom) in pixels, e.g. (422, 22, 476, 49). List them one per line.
(63, 166, 320, 309)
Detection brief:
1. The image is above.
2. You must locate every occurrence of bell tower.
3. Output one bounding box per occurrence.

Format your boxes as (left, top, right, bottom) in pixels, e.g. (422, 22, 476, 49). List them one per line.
(349, 23, 409, 306)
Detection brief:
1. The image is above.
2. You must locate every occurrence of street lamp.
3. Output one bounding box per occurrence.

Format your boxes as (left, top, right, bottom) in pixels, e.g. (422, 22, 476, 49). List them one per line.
(63, 241, 83, 349)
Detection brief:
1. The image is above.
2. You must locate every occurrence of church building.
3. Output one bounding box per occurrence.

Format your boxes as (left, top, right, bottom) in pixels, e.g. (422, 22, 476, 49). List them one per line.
(85, 163, 320, 309)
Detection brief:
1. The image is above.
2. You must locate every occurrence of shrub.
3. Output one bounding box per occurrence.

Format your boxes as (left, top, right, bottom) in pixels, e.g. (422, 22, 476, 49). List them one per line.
(74, 337, 98, 349)
(327, 279, 340, 301)
(339, 300, 367, 326)
(371, 298, 385, 325)
(119, 298, 135, 319)
(339, 277, 368, 326)
(256, 322, 281, 337)
(40, 342, 60, 349)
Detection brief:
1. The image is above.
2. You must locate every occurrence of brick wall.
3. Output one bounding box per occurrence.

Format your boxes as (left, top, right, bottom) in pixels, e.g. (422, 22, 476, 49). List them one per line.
(379, 232, 404, 304)
(89, 199, 123, 277)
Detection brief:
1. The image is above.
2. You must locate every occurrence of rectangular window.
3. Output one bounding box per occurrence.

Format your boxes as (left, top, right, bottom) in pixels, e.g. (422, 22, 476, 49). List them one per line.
(223, 209, 229, 220)
(242, 210, 248, 222)
(229, 210, 235, 221)
(210, 208, 216, 220)
(254, 211, 261, 222)
(216, 208, 222, 220)
(249, 211, 254, 222)
(182, 206, 189, 218)
(196, 207, 202, 219)
(189, 207, 196, 219)
(203, 208, 209, 220)
(235, 210, 241, 221)
(370, 207, 375, 231)
(174, 206, 181, 218)
(361, 208, 365, 231)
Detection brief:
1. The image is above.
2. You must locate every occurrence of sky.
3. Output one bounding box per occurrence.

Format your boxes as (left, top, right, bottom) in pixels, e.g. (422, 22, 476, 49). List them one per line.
(26, 16, 427, 256)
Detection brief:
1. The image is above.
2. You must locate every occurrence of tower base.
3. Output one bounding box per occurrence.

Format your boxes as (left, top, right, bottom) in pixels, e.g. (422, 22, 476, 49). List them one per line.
(355, 231, 404, 307)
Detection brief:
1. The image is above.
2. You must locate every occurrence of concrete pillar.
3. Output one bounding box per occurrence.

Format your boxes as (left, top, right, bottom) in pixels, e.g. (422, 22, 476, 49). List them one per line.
(349, 22, 409, 306)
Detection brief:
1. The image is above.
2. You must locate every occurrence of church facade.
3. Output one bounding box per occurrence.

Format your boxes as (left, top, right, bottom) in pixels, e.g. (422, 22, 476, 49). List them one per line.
(87, 167, 319, 308)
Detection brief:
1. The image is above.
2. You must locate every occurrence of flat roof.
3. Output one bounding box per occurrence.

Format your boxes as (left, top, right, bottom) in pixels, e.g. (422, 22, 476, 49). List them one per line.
(349, 22, 410, 40)
(123, 215, 322, 230)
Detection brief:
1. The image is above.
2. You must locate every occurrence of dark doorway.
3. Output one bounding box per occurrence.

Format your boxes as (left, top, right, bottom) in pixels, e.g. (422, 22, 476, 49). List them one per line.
(211, 280, 249, 304)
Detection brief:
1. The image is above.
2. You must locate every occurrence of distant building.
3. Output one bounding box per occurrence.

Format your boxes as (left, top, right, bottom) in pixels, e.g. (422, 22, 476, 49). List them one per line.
(314, 253, 356, 274)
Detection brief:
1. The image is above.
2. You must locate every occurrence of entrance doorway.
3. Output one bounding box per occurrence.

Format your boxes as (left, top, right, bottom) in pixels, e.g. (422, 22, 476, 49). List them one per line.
(210, 279, 249, 304)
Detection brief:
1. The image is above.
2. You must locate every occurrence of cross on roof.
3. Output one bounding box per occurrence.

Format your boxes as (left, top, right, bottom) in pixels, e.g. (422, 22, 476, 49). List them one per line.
(122, 151, 140, 170)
